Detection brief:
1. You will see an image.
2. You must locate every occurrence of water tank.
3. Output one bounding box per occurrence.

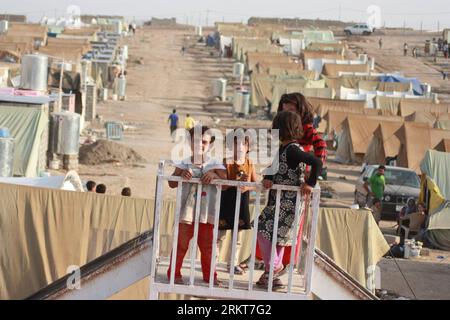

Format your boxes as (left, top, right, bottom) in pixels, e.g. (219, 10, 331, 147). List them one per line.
(0, 20, 8, 34)
(369, 57, 375, 70)
(358, 54, 368, 64)
(212, 78, 227, 101)
(114, 20, 123, 34)
(117, 77, 126, 97)
(0, 128, 14, 177)
(49, 112, 81, 155)
(233, 89, 250, 116)
(233, 62, 245, 78)
(195, 25, 202, 36)
(122, 45, 129, 60)
(20, 54, 48, 91)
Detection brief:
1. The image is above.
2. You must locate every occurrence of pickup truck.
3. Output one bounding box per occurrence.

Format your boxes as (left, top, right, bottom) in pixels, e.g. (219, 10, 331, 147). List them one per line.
(344, 24, 374, 36)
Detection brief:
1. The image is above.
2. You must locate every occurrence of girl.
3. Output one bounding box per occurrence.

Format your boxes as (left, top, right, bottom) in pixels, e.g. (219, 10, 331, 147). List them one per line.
(167, 126, 227, 286)
(275, 92, 327, 267)
(257, 111, 322, 289)
(217, 129, 257, 275)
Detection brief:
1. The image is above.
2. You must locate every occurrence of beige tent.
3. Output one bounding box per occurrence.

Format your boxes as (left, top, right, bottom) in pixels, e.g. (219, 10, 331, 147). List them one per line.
(312, 98, 366, 117)
(336, 115, 402, 164)
(364, 122, 404, 165)
(435, 119, 450, 130)
(395, 123, 450, 173)
(399, 100, 449, 117)
(435, 139, 450, 152)
(377, 82, 412, 92)
(246, 52, 291, 71)
(322, 63, 370, 77)
(302, 50, 344, 61)
(405, 111, 437, 127)
(324, 75, 380, 91)
(376, 97, 436, 116)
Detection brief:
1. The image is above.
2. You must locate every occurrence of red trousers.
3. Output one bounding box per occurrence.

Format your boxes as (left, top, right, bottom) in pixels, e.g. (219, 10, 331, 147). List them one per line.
(167, 223, 217, 282)
(256, 210, 306, 266)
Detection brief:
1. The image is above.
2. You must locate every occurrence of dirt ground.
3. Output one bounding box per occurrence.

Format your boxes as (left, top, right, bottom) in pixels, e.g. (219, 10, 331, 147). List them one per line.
(76, 27, 450, 299)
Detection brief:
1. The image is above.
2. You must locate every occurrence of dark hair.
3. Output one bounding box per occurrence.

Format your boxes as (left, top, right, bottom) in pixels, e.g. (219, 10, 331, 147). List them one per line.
(373, 198, 381, 205)
(277, 92, 314, 124)
(186, 113, 190, 117)
(172, 109, 176, 113)
(121, 187, 131, 197)
(272, 111, 303, 141)
(96, 184, 107, 194)
(226, 128, 251, 151)
(188, 125, 215, 143)
(378, 165, 386, 170)
(86, 180, 96, 191)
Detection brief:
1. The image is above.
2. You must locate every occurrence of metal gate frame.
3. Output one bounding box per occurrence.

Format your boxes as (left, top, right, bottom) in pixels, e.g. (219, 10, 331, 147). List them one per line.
(149, 160, 320, 300)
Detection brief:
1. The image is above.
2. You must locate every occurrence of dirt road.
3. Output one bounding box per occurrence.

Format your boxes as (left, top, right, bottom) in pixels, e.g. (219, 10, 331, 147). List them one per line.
(79, 27, 232, 198)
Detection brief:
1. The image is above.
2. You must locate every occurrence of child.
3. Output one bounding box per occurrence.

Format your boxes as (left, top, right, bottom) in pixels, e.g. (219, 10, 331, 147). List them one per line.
(167, 126, 227, 286)
(217, 129, 257, 275)
(257, 111, 322, 289)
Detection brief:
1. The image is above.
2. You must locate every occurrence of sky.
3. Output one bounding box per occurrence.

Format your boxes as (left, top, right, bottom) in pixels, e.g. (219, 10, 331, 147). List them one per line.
(2, 0, 450, 30)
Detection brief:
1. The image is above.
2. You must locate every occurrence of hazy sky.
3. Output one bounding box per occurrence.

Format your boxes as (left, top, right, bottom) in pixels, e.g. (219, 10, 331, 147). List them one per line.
(2, 0, 450, 30)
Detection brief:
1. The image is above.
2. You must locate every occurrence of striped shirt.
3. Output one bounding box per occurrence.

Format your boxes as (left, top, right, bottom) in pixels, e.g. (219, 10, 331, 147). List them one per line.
(298, 123, 327, 165)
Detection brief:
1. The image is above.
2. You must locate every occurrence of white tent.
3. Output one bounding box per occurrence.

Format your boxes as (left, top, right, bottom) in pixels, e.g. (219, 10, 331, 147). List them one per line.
(0, 170, 85, 192)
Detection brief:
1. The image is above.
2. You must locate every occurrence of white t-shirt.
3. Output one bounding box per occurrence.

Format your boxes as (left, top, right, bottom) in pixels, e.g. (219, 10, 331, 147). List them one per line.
(175, 157, 225, 224)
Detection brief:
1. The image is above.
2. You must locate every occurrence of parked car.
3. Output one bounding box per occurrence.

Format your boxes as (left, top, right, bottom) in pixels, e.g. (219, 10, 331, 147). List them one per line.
(344, 23, 374, 36)
(354, 165, 421, 220)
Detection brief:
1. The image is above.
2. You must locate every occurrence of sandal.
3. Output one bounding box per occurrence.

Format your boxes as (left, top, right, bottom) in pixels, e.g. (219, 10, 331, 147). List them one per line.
(234, 265, 245, 275)
(256, 272, 285, 289)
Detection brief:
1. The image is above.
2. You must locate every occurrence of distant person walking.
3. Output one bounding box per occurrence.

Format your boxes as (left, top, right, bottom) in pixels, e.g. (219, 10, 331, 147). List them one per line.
(403, 43, 408, 56)
(364, 165, 386, 207)
(184, 114, 196, 130)
(378, 38, 383, 49)
(412, 47, 418, 58)
(444, 43, 449, 59)
(442, 71, 448, 80)
(181, 46, 186, 56)
(168, 109, 179, 142)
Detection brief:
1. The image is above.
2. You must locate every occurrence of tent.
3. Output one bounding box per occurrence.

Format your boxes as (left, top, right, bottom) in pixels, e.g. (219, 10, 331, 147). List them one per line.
(435, 119, 450, 130)
(0, 103, 48, 177)
(395, 123, 450, 173)
(0, 171, 84, 191)
(323, 63, 370, 77)
(435, 139, 450, 152)
(405, 111, 437, 127)
(399, 100, 449, 117)
(364, 122, 404, 165)
(335, 115, 402, 163)
(0, 182, 389, 299)
(379, 75, 423, 96)
(419, 150, 450, 251)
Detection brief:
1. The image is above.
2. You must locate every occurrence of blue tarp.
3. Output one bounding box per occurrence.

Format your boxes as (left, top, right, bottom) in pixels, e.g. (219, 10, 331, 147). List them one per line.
(379, 75, 424, 96)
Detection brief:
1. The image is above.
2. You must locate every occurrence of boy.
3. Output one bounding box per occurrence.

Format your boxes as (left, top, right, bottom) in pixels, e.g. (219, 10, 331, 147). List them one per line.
(167, 126, 227, 285)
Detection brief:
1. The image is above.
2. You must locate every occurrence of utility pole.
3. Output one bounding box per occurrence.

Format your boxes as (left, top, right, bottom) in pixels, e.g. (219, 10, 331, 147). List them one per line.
(420, 21, 423, 33)
(206, 9, 209, 27)
(438, 21, 440, 33)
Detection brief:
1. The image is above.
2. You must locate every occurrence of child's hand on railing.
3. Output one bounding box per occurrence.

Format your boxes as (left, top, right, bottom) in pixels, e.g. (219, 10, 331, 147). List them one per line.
(201, 171, 217, 185)
(180, 169, 193, 180)
(301, 183, 313, 196)
(262, 179, 273, 190)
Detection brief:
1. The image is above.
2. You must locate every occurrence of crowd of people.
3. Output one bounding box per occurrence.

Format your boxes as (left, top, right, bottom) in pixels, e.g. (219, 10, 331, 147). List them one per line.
(85, 180, 132, 197)
(166, 92, 325, 289)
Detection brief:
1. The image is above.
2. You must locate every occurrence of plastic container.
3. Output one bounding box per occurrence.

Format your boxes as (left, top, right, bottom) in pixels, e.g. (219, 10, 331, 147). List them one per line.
(0, 127, 10, 138)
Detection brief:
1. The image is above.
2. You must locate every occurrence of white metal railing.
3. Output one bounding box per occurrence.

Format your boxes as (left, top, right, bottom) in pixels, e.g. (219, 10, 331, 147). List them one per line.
(149, 160, 320, 300)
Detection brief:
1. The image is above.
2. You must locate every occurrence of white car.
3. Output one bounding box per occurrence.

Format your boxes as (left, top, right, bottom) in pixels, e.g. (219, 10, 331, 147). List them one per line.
(344, 24, 374, 36)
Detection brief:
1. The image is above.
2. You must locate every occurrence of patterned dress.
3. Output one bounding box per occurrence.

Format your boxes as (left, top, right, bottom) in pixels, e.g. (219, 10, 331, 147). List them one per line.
(258, 143, 306, 246)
